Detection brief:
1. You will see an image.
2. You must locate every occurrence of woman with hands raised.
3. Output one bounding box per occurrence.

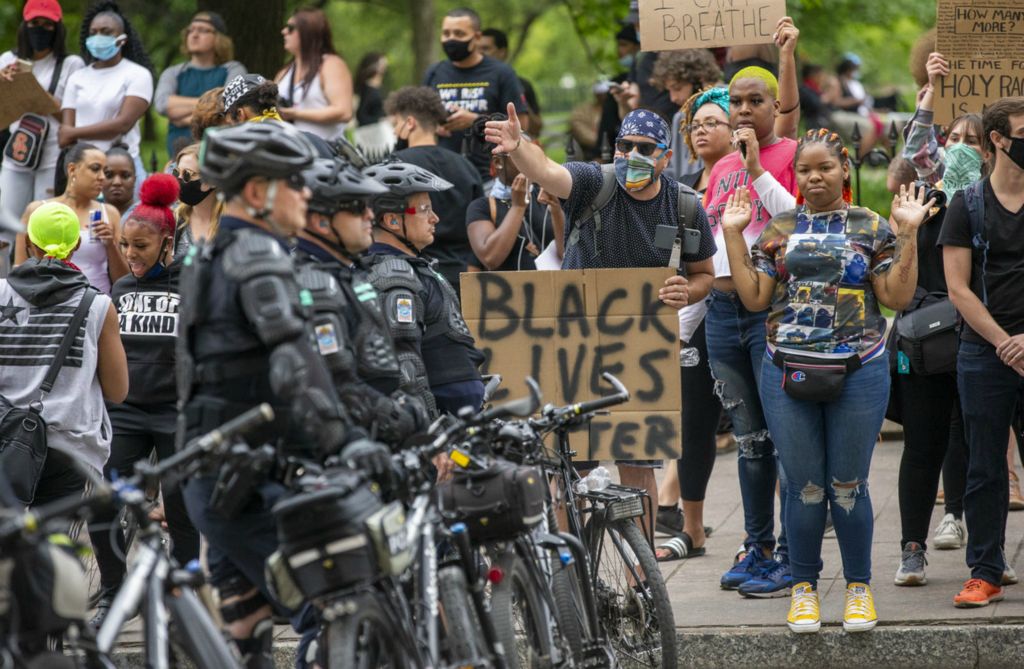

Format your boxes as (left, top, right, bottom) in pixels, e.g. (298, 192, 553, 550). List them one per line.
(722, 128, 933, 635)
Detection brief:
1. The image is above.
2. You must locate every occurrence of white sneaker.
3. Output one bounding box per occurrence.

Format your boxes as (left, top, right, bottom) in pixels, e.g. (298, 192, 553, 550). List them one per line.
(1003, 564, 1019, 586)
(933, 513, 965, 550)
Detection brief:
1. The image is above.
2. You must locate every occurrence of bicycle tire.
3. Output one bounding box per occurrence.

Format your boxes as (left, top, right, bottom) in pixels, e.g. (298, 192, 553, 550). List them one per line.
(550, 555, 587, 659)
(437, 565, 489, 666)
(166, 587, 240, 669)
(489, 549, 552, 669)
(324, 592, 413, 669)
(588, 519, 677, 669)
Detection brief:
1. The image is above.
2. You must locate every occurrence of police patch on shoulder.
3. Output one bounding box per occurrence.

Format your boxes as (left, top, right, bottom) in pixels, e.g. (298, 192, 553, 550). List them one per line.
(396, 298, 414, 323)
(316, 323, 339, 355)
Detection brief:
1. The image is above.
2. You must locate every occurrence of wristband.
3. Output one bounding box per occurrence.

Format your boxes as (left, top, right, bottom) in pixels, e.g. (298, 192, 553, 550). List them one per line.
(779, 103, 799, 115)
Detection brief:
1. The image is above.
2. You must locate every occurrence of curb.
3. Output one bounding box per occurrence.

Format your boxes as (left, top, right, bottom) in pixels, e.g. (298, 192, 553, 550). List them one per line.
(111, 622, 1024, 667)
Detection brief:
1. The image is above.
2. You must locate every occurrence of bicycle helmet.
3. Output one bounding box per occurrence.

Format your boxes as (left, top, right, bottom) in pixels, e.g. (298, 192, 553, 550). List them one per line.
(363, 161, 453, 215)
(304, 157, 389, 215)
(200, 121, 315, 196)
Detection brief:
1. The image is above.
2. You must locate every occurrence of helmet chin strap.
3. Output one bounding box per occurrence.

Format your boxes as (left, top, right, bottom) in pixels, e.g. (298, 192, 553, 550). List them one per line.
(387, 214, 421, 255)
(244, 179, 290, 239)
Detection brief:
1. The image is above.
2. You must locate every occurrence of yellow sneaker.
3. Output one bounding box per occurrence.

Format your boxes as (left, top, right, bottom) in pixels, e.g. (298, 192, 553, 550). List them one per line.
(787, 581, 820, 633)
(843, 582, 878, 632)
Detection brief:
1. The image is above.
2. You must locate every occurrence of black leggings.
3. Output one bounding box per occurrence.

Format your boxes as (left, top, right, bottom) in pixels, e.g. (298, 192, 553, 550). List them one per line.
(676, 319, 721, 502)
(897, 370, 965, 548)
(87, 431, 201, 593)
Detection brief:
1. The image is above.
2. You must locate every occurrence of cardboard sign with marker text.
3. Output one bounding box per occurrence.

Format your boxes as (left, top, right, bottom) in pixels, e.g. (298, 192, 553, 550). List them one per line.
(461, 268, 682, 461)
(638, 0, 787, 52)
(935, 0, 1024, 124)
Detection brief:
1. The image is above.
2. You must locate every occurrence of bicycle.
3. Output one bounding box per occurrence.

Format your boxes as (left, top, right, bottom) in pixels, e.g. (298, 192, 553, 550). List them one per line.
(0, 405, 275, 669)
(527, 373, 678, 669)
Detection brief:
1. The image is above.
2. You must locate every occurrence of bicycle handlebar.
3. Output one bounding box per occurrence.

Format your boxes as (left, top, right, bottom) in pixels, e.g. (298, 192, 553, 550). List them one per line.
(541, 372, 630, 424)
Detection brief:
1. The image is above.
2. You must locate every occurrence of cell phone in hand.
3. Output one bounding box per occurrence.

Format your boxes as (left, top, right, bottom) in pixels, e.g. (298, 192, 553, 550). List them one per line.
(739, 141, 747, 159)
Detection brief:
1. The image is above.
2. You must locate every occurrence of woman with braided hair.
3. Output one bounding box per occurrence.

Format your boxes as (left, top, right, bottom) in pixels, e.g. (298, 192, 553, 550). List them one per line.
(722, 127, 933, 634)
(59, 1, 153, 192)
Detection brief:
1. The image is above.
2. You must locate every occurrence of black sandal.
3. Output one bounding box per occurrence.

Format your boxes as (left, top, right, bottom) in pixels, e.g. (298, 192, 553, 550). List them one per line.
(656, 533, 706, 562)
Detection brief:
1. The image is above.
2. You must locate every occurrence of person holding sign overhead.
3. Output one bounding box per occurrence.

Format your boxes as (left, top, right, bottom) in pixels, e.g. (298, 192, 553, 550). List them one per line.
(484, 104, 716, 538)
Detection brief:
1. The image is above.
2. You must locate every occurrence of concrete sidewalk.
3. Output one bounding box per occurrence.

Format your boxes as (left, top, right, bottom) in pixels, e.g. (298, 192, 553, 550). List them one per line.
(662, 434, 1024, 667)
(112, 434, 1024, 667)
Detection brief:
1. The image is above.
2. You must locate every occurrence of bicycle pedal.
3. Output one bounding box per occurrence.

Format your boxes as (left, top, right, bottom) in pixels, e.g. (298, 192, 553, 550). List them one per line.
(579, 640, 616, 668)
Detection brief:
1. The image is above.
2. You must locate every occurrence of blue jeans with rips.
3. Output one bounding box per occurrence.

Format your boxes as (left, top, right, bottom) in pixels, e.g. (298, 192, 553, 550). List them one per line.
(957, 340, 1023, 586)
(760, 354, 889, 586)
(705, 289, 787, 556)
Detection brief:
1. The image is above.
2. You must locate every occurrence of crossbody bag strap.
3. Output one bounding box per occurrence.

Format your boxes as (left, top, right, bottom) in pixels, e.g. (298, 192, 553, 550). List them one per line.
(47, 55, 65, 96)
(39, 288, 97, 395)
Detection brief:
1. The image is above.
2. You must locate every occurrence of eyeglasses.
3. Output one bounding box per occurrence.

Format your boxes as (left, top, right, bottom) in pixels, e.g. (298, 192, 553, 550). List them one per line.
(172, 168, 200, 183)
(336, 199, 370, 215)
(614, 139, 667, 157)
(684, 119, 727, 134)
(282, 173, 306, 191)
(404, 203, 434, 216)
(284, 23, 297, 33)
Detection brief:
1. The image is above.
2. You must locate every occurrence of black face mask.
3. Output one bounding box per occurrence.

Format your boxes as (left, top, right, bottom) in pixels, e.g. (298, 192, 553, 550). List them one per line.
(27, 26, 56, 53)
(177, 178, 213, 206)
(1001, 136, 1024, 171)
(442, 38, 473, 62)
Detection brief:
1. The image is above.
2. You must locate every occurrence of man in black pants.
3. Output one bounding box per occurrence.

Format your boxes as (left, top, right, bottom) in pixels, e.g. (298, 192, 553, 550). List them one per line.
(940, 97, 1024, 608)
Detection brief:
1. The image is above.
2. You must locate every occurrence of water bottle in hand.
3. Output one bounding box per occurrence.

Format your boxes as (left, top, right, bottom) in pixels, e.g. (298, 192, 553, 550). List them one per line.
(680, 346, 701, 367)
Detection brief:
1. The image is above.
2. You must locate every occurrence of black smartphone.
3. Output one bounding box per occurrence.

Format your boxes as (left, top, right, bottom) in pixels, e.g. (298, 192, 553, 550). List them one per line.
(739, 140, 747, 159)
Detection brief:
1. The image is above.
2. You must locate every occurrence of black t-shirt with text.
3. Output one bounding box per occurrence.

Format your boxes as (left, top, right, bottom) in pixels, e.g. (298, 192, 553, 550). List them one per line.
(937, 179, 1024, 343)
(423, 55, 527, 180)
(393, 145, 483, 297)
(464, 187, 555, 271)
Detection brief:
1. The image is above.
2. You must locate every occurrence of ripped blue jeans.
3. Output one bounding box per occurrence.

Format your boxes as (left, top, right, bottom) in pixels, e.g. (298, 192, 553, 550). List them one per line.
(705, 289, 786, 555)
(759, 354, 889, 586)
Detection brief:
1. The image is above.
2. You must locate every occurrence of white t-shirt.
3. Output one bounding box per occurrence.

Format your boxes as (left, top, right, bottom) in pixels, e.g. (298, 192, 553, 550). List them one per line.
(62, 58, 153, 157)
(0, 51, 85, 172)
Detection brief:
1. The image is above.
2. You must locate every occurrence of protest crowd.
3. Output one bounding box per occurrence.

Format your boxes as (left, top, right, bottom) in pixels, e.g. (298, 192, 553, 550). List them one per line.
(0, 0, 1022, 666)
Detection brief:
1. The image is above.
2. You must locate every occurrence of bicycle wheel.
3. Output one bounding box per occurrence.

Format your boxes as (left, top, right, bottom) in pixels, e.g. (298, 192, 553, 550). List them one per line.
(489, 549, 552, 669)
(437, 565, 489, 666)
(324, 592, 414, 669)
(166, 587, 240, 669)
(550, 555, 587, 659)
(587, 519, 677, 669)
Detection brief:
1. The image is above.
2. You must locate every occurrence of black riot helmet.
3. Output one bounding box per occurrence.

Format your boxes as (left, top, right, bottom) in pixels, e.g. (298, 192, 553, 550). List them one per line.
(303, 157, 389, 216)
(199, 121, 315, 198)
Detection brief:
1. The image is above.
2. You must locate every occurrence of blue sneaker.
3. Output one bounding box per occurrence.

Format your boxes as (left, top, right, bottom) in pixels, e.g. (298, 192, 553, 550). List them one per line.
(720, 544, 773, 590)
(738, 559, 793, 598)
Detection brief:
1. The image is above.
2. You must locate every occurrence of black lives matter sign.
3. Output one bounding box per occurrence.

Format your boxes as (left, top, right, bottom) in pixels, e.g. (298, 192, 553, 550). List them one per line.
(461, 269, 682, 461)
(935, 0, 1024, 124)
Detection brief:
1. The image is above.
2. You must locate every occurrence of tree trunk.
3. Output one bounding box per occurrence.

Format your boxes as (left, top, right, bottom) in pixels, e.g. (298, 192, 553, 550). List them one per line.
(408, 0, 436, 83)
(198, 0, 287, 79)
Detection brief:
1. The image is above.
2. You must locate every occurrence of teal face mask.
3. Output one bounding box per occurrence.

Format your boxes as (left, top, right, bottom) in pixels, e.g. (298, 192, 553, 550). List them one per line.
(942, 142, 982, 196)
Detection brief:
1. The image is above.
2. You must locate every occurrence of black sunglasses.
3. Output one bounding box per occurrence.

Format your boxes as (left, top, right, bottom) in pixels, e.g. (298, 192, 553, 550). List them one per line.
(284, 23, 297, 33)
(335, 199, 369, 215)
(282, 173, 305, 191)
(615, 139, 667, 157)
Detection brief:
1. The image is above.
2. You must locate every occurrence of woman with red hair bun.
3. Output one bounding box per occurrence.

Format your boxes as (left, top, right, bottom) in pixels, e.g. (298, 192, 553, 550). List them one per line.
(87, 172, 200, 628)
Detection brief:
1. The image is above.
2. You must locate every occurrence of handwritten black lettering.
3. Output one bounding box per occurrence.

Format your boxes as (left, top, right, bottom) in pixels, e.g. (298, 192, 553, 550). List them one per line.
(559, 344, 587, 403)
(643, 415, 678, 458)
(590, 343, 626, 396)
(637, 350, 670, 403)
(596, 288, 632, 335)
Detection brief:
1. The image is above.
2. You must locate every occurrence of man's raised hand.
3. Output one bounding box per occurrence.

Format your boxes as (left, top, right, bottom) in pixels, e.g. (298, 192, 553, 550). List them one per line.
(484, 102, 522, 154)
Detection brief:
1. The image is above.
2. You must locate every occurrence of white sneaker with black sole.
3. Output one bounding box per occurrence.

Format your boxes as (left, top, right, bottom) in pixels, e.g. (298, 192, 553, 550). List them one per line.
(933, 513, 966, 550)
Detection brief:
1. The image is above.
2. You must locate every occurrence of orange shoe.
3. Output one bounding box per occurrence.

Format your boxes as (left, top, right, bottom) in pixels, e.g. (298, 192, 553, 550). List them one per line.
(954, 578, 1004, 608)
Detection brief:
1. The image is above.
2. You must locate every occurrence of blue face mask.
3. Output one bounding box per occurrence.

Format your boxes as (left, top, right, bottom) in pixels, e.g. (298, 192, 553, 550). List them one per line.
(618, 53, 635, 70)
(86, 33, 125, 61)
(142, 239, 171, 279)
(490, 179, 512, 201)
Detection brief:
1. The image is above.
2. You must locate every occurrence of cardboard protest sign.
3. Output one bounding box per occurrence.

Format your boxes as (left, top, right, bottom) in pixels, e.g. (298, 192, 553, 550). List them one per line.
(935, 0, 1024, 124)
(461, 268, 681, 461)
(0, 71, 60, 129)
(637, 0, 787, 52)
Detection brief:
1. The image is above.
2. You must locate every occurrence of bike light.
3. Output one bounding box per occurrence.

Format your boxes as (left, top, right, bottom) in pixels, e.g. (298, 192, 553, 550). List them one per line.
(450, 522, 468, 535)
(487, 567, 504, 585)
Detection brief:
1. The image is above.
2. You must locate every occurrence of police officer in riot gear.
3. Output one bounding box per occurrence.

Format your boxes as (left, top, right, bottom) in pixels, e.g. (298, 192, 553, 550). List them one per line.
(177, 121, 359, 669)
(364, 161, 486, 418)
(293, 156, 429, 445)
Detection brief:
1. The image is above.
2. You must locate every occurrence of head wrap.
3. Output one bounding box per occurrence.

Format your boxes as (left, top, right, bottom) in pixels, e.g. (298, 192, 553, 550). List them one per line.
(692, 87, 729, 120)
(942, 143, 983, 196)
(729, 66, 779, 99)
(617, 109, 669, 146)
(222, 74, 266, 112)
(27, 202, 80, 259)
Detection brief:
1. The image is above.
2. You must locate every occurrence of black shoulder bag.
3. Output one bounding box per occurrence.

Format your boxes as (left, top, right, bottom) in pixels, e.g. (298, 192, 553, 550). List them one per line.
(0, 288, 96, 506)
